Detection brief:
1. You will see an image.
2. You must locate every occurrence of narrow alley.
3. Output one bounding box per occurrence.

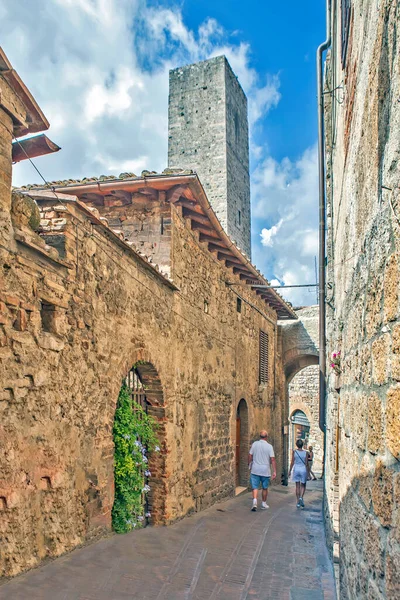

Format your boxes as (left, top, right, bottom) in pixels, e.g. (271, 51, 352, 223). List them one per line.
(0, 482, 336, 600)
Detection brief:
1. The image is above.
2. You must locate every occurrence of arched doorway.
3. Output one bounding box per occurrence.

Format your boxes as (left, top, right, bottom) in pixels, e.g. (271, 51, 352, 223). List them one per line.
(125, 367, 151, 525)
(235, 399, 249, 488)
(113, 361, 166, 531)
(290, 409, 311, 445)
(286, 363, 324, 475)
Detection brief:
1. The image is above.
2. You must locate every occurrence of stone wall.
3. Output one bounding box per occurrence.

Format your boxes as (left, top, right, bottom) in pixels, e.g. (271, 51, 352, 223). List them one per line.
(168, 56, 251, 257)
(324, 1, 400, 598)
(280, 305, 319, 379)
(224, 58, 251, 257)
(0, 187, 286, 577)
(77, 191, 172, 276)
(288, 365, 323, 472)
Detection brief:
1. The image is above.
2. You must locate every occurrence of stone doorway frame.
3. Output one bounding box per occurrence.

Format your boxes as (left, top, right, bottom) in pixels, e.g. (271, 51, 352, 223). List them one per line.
(235, 398, 249, 488)
(116, 358, 167, 525)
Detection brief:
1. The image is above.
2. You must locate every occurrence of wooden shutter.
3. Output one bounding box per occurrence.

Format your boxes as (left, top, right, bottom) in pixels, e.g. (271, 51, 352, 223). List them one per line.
(259, 330, 269, 384)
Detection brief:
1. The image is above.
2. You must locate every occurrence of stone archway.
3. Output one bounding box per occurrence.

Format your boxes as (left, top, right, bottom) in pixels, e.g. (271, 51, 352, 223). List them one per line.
(132, 361, 166, 525)
(287, 367, 324, 473)
(279, 306, 319, 380)
(235, 399, 249, 488)
(115, 359, 166, 526)
(279, 306, 320, 483)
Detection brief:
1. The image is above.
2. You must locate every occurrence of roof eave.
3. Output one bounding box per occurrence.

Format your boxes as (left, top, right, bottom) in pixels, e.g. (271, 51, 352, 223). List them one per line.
(0, 47, 49, 136)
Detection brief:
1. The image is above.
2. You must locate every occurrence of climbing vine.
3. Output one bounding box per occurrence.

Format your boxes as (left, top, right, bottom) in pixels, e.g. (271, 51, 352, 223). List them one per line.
(112, 383, 159, 533)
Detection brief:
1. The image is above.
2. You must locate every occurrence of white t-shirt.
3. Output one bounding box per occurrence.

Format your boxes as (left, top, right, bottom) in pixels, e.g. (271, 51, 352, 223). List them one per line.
(249, 440, 275, 477)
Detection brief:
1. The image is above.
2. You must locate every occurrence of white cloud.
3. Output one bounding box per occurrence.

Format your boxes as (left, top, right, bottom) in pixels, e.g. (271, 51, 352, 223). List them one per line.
(260, 218, 284, 247)
(4, 1, 317, 308)
(252, 144, 319, 307)
(4, 0, 281, 187)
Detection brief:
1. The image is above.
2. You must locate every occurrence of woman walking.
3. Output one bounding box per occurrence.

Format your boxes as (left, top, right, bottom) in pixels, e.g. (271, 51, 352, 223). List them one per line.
(289, 439, 310, 508)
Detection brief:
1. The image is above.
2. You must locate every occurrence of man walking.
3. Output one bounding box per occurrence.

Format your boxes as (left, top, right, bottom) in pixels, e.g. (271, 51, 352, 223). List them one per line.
(248, 430, 276, 511)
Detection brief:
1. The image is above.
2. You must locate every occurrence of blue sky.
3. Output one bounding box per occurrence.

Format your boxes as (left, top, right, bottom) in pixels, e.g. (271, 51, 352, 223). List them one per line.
(161, 0, 325, 163)
(3, 0, 325, 306)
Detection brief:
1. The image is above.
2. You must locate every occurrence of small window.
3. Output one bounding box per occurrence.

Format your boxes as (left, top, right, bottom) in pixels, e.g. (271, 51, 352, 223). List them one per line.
(40, 302, 55, 333)
(234, 112, 240, 145)
(237, 297, 242, 313)
(259, 330, 269, 385)
(341, 0, 352, 67)
(204, 300, 209, 314)
(238, 210, 242, 227)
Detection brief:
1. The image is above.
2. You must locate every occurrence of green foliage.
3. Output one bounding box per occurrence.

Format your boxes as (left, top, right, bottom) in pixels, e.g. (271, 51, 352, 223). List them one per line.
(112, 384, 159, 534)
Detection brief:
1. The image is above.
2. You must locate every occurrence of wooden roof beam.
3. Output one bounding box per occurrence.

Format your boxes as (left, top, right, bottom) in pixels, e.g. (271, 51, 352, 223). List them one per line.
(167, 184, 197, 203)
(199, 233, 226, 247)
(208, 242, 233, 254)
(190, 221, 220, 238)
(182, 207, 210, 226)
(232, 265, 253, 277)
(175, 198, 197, 210)
(218, 252, 242, 264)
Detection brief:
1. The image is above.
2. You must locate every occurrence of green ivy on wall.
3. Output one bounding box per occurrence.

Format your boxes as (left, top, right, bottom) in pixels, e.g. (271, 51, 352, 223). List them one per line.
(112, 383, 159, 534)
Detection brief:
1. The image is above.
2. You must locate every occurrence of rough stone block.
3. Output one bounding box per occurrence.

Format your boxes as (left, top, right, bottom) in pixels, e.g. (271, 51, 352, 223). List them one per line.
(391, 323, 400, 381)
(37, 334, 65, 352)
(384, 254, 399, 322)
(367, 393, 383, 454)
(386, 386, 400, 459)
(372, 462, 394, 528)
(14, 308, 27, 332)
(385, 536, 400, 599)
(371, 334, 390, 385)
(4, 294, 20, 307)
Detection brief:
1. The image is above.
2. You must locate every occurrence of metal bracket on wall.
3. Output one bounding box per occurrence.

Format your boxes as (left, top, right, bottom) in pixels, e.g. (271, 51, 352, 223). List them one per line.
(323, 82, 344, 105)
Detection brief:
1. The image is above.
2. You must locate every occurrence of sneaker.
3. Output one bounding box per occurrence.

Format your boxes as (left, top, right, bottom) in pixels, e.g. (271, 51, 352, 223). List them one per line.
(251, 501, 257, 512)
(299, 497, 305, 508)
(261, 502, 269, 510)
(296, 502, 301, 509)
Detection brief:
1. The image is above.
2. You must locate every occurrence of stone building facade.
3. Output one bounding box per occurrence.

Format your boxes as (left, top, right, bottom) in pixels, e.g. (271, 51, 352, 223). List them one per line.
(168, 56, 251, 258)
(323, 1, 400, 598)
(279, 305, 322, 475)
(288, 365, 323, 473)
(0, 49, 296, 577)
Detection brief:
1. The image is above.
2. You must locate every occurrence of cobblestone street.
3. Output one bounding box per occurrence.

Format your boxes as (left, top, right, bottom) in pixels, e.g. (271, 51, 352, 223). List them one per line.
(0, 481, 336, 600)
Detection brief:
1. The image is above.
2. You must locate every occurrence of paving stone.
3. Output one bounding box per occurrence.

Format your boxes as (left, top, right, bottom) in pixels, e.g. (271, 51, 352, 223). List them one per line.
(0, 482, 335, 600)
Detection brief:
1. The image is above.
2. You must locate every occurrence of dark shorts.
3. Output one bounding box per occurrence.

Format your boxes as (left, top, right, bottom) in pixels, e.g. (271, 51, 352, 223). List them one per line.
(250, 474, 271, 490)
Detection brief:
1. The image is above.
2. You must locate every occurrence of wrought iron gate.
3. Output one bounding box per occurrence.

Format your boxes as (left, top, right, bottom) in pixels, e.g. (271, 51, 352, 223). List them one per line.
(125, 367, 150, 524)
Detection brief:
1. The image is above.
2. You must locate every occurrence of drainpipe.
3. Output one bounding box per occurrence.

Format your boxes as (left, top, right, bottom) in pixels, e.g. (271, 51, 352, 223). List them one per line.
(317, 0, 331, 433)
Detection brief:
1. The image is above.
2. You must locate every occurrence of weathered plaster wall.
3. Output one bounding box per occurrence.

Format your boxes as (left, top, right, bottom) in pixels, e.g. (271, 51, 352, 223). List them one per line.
(325, 2, 400, 598)
(0, 189, 285, 577)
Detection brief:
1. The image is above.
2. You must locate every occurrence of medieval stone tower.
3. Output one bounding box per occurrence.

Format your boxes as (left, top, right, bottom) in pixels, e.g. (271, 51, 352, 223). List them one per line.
(168, 55, 251, 258)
